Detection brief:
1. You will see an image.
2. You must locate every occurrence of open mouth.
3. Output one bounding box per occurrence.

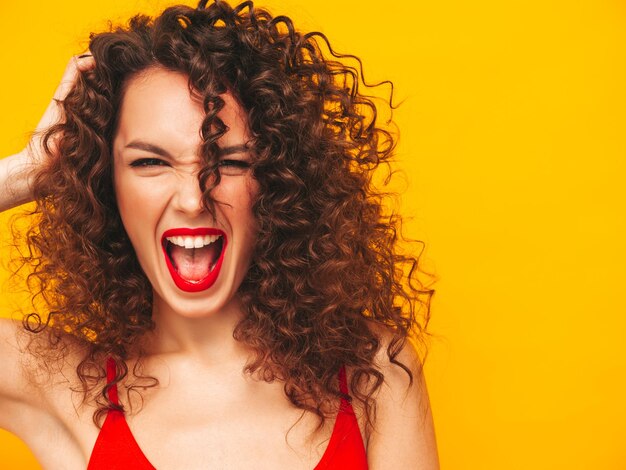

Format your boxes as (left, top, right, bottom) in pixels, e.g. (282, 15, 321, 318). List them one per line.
(161, 228, 227, 292)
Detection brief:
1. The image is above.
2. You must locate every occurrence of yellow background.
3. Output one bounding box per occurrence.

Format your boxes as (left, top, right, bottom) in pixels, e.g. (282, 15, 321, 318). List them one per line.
(1, 0, 625, 468)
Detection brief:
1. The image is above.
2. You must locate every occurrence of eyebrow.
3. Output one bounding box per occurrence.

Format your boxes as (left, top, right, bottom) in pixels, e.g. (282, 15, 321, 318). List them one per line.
(124, 140, 249, 157)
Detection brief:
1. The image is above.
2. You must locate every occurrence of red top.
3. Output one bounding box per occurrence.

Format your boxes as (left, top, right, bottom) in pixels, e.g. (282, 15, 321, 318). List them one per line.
(88, 357, 368, 469)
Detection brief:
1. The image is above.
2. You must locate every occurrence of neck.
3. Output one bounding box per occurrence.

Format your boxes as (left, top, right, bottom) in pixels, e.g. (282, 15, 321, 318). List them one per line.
(142, 292, 250, 366)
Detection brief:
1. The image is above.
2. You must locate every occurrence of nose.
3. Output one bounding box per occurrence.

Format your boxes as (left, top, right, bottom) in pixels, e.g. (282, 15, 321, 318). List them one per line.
(173, 172, 206, 217)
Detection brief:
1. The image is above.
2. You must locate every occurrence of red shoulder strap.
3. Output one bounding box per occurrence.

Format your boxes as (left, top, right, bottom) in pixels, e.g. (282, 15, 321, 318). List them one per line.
(338, 365, 349, 395)
(105, 357, 120, 405)
(314, 366, 368, 469)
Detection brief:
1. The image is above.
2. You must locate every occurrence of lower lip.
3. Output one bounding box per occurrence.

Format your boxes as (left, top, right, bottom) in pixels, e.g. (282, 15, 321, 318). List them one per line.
(161, 230, 227, 293)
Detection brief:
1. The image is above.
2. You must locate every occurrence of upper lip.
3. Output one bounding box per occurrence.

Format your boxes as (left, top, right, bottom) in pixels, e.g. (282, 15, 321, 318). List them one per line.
(161, 227, 226, 240)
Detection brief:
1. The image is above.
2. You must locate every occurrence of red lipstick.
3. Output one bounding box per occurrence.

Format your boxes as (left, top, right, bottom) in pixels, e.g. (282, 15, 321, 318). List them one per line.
(161, 227, 227, 293)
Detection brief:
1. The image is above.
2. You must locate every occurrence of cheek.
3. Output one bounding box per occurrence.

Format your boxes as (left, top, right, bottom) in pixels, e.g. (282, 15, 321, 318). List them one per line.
(114, 173, 169, 241)
(213, 176, 258, 245)
(213, 176, 258, 216)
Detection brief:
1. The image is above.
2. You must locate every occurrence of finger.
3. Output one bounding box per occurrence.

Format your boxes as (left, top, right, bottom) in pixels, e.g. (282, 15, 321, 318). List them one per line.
(52, 53, 94, 101)
(74, 52, 95, 72)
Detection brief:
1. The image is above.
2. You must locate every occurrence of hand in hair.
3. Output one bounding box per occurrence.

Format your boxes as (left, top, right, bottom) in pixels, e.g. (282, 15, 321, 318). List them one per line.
(0, 53, 95, 212)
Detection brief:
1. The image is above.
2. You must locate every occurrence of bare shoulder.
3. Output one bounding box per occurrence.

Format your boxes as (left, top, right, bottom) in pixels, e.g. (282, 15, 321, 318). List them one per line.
(0, 317, 37, 401)
(0, 316, 43, 435)
(367, 326, 440, 470)
(0, 317, 84, 428)
(0, 317, 97, 468)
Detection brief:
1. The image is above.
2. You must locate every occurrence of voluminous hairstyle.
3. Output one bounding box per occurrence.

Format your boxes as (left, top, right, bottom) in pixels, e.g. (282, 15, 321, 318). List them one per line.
(14, 0, 433, 433)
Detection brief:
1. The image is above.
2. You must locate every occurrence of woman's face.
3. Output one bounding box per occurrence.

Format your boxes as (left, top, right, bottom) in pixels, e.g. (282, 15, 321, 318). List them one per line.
(112, 67, 258, 318)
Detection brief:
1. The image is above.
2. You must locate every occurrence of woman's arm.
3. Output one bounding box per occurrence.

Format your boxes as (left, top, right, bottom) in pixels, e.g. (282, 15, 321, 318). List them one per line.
(0, 54, 95, 213)
(0, 54, 96, 431)
(0, 150, 34, 212)
(0, 317, 47, 433)
(367, 336, 440, 470)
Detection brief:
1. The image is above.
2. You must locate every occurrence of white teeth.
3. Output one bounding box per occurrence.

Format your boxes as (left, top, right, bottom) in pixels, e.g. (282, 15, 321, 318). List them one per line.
(166, 234, 222, 248)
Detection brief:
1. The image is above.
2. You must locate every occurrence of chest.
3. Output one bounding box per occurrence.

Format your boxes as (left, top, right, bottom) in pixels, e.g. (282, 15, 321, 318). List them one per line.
(113, 379, 339, 469)
(41, 367, 365, 470)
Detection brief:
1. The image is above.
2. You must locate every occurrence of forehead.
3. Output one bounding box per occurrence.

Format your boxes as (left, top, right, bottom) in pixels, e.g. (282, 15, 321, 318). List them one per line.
(113, 67, 249, 153)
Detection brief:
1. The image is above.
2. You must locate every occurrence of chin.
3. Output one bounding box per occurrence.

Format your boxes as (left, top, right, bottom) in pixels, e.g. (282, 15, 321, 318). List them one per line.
(152, 284, 241, 319)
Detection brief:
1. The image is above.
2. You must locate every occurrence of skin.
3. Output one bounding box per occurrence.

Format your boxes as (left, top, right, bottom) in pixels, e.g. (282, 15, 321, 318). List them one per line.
(0, 57, 440, 469)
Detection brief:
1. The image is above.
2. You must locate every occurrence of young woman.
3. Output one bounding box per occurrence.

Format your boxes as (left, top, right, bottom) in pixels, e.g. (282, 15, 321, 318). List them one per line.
(0, 1, 439, 468)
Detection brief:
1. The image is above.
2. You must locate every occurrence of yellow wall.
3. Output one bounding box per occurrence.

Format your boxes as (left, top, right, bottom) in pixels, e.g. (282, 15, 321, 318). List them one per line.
(1, 0, 625, 468)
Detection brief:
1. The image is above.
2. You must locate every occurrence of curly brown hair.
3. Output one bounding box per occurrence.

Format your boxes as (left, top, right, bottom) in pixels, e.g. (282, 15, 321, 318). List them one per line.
(13, 0, 434, 434)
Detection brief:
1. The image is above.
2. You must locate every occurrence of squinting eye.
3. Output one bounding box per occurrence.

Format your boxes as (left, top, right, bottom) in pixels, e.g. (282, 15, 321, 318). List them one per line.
(130, 158, 169, 167)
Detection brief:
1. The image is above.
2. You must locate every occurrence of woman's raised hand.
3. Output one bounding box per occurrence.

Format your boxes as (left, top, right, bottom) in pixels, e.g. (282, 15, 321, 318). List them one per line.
(0, 54, 95, 212)
(30, 54, 96, 163)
